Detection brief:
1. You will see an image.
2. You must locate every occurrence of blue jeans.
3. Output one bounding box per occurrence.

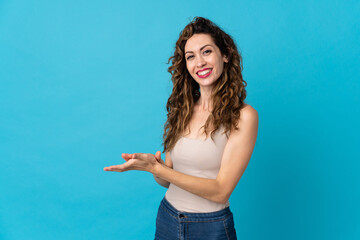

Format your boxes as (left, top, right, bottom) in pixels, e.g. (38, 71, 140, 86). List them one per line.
(155, 196, 237, 240)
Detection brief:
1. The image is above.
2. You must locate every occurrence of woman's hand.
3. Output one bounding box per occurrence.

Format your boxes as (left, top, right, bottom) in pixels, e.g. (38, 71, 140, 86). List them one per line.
(103, 151, 163, 174)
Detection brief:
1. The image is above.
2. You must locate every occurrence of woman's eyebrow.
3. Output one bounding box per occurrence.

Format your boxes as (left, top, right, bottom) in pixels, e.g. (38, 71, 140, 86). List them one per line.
(185, 44, 213, 54)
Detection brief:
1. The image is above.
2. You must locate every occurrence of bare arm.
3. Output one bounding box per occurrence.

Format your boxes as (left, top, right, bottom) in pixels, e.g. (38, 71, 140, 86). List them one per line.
(104, 105, 258, 204)
(152, 105, 259, 203)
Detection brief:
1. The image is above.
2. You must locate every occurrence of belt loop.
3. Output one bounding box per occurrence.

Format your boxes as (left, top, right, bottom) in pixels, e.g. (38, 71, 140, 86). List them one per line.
(179, 213, 188, 218)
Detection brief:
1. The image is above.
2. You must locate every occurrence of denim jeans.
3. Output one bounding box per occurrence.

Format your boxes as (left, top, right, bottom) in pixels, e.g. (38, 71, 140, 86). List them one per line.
(155, 196, 237, 240)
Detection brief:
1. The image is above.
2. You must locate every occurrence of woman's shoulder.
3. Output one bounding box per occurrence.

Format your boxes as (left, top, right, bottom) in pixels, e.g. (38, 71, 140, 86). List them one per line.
(240, 103, 258, 117)
(237, 103, 258, 128)
(226, 103, 258, 139)
(220, 104, 257, 131)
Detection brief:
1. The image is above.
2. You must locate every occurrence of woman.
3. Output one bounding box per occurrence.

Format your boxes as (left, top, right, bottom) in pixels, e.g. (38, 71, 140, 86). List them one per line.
(104, 17, 258, 240)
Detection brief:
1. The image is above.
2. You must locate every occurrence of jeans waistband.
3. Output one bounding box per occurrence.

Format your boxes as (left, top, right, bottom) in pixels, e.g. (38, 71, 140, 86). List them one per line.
(161, 196, 232, 221)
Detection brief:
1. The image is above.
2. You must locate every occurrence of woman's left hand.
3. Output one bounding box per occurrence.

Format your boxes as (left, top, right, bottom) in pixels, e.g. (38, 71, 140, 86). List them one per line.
(103, 151, 161, 174)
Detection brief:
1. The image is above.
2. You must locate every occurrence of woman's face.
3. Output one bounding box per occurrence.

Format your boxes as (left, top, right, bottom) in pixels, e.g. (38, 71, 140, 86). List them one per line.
(184, 33, 228, 88)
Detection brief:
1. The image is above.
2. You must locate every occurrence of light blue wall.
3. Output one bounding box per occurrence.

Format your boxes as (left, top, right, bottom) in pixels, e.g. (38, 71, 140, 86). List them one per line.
(0, 0, 359, 239)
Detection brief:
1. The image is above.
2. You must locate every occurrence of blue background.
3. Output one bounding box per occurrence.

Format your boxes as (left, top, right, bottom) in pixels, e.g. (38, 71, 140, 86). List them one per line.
(1, 0, 359, 239)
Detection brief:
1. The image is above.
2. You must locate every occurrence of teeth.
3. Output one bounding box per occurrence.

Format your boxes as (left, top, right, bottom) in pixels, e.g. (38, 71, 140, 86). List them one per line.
(198, 69, 211, 76)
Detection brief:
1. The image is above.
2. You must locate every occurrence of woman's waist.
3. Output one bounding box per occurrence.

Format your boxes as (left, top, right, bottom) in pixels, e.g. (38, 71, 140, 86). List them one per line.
(165, 184, 230, 213)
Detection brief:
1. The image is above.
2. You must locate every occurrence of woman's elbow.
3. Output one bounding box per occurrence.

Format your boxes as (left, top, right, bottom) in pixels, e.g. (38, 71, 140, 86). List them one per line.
(213, 181, 231, 204)
(213, 192, 230, 204)
(219, 195, 230, 204)
(153, 175, 170, 188)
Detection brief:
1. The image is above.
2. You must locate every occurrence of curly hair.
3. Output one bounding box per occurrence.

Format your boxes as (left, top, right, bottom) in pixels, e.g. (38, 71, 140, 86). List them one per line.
(162, 16, 247, 153)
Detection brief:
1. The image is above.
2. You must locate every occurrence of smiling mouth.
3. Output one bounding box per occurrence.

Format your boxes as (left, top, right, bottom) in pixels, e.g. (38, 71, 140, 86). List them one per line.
(197, 68, 212, 74)
(196, 69, 212, 78)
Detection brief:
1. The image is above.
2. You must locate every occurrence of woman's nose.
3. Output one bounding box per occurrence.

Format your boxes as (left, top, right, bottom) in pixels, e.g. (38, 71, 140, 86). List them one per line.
(196, 56, 206, 68)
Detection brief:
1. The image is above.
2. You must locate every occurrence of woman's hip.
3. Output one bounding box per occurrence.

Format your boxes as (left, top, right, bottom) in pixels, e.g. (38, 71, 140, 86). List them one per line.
(155, 196, 237, 240)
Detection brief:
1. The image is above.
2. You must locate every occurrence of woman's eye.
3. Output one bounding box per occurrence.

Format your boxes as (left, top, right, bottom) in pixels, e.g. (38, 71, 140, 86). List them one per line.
(186, 50, 211, 60)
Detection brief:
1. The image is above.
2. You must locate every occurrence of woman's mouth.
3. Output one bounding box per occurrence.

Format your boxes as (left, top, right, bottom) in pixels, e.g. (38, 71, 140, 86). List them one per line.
(196, 69, 212, 78)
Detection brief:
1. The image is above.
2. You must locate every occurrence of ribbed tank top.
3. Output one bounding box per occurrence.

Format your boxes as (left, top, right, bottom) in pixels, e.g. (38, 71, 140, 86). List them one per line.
(165, 125, 230, 213)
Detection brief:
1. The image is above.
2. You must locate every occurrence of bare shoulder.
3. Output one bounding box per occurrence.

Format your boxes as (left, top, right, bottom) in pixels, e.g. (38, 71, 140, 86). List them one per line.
(239, 104, 258, 126)
(240, 103, 258, 115)
(229, 103, 259, 138)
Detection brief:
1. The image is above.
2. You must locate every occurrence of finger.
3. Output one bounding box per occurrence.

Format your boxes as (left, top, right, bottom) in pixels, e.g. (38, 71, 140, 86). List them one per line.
(122, 160, 136, 169)
(123, 153, 136, 160)
(104, 161, 134, 172)
(155, 151, 163, 163)
(126, 153, 135, 159)
(122, 153, 132, 161)
(155, 151, 161, 160)
(121, 153, 139, 161)
(104, 165, 125, 172)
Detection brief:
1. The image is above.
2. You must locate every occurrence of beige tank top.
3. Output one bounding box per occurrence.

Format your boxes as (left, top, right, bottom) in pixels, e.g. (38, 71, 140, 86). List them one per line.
(165, 125, 230, 212)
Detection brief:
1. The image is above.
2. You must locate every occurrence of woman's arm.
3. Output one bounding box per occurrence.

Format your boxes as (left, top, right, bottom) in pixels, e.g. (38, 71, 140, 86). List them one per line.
(153, 175, 170, 188)
(152, 105, 258, 203)
(104, 105, 258, 204)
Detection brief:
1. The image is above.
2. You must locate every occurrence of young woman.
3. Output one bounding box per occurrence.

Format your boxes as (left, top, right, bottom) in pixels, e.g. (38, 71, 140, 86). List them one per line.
(104, 17, 258, 240)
